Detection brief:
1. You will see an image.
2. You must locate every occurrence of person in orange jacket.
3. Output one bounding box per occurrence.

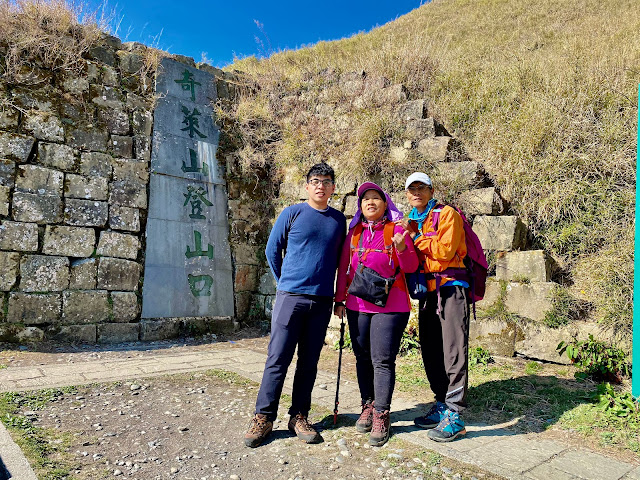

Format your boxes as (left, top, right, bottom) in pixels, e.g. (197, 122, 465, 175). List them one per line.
(398, 172, 469, 442)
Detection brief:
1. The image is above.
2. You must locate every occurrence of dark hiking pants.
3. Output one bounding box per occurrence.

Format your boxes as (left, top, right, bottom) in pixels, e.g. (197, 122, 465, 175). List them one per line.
(419, 286, 470, 413)
(255, 291, 332, 421)
(347, 309, 409, 412)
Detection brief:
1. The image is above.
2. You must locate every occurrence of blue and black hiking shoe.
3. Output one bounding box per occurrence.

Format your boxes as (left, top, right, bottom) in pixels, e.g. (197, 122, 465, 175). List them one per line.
(427, 409, 466, 442)
(414, 401, 446, 429)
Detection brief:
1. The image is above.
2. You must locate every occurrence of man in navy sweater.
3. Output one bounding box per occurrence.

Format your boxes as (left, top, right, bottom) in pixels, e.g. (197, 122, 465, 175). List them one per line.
(244, 163, 346, 448)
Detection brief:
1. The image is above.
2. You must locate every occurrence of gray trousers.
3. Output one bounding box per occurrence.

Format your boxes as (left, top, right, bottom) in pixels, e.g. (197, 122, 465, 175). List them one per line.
(419, 286, 470, 413)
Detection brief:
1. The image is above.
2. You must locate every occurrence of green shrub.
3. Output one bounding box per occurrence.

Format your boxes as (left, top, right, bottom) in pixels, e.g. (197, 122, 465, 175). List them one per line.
(399, 324, 420, 356)
(557, 334, 630, 383)
(469, 346, 493, 368)
(593, 382, 640, 420)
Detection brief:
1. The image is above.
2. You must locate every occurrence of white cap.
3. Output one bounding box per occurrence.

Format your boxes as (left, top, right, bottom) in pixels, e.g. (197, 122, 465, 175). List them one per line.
(405, 172, 433, 190)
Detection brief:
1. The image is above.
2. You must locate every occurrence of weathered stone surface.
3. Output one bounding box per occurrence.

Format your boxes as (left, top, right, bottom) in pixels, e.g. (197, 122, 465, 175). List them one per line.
(97, 323, 139, 343)
(109, 179, 147, 208)
(97, 257, 141, 290)
(87, 45, 116, 66)
(111, 158, 149, 183)
(477, 279, 501, 310)
(37, 142, 75, 171)
(0, 159, 15, 187)
(46, 324, 97, 343)
(110, 135, 133, 157)
(496, 250, 551, 283)
(504, 282, 555, 322)
(102, 65, 119, 86)
(457, 187, 502, 215)
(10, 86, 56, 112)
(379, 84, 408, 104)
(0, 251, 20, 291)
(265, 295, 274, 318)
(140, 318, 180, 341)
(111, 291, 140, 322)
(434, 160, 484, 189)
(15, 165, 63, 195)
(117, 50, 144, 74)
(7, 293, 61, 324)
(396, 99, 427, 121)
(0, 185, 9, 216)
(23, 112, 64, 141)
(96, 231, 140, 259)
(181, 317, 235, 336)
(473, 215, 528, 251)
(406, 118, 436, 139)
(43, 226, 96, 257)
(108, 205, 140, 232)
(70, 258, 97, 289)
(64, 199, 109, 227)
(132, 109, 153, 136)
(61, 76, 89, 95)
(15, 327, 45, 342)
(235, 264, 259, 292)
(231, 244, 260, 266)
(0, 221, 38, 251)
(79, 152, 113, 178)
(66, 127, 109, 151)
(418, 137, 455, 162)
(64, 174, 108, 200)
(62, 290, 109, 324)
(134, 135, 151, 160)
(470, 318, 517, 357)
(235, 292, 252, 319)
(0, 107, 19, 129)
(98, 107, 130, 135)
(258, 272, 276, 295)
(90, 85, 124, 109)
(20, 255, 69, 292)
(0, 132, 35, 161)
(344, 196, 358, 218)
(12, 192, 63, 224)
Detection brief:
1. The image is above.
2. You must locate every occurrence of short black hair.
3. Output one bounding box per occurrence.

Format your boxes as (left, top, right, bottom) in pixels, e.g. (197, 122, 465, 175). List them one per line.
(306, 163, 335, 183)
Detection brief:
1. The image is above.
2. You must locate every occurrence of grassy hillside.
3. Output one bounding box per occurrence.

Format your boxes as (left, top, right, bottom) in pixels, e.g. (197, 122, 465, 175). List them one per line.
(230, 0, 640, 339)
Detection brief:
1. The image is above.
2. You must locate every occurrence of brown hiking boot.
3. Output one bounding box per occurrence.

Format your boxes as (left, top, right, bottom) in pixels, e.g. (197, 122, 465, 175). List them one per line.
(369, 410, 390, 447)
(244, 413, 273, 448)
(288, 413, 322, 444)
(356, 401, 375, 433)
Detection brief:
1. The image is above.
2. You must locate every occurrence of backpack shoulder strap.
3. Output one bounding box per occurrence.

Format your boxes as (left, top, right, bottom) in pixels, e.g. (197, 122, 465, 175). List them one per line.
(350, 223, 363, 250)
(383, 221, 395, 250)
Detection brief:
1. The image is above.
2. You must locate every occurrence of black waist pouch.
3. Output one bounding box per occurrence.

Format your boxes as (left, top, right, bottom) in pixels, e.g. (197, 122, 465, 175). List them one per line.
(347, 264, 397, 307)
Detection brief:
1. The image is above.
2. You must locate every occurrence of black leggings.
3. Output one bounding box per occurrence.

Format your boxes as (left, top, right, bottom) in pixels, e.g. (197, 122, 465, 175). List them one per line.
(346, 309, 409, 412)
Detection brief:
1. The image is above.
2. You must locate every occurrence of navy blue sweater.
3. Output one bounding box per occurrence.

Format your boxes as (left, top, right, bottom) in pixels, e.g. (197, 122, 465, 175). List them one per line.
(266, 202, 346, 297)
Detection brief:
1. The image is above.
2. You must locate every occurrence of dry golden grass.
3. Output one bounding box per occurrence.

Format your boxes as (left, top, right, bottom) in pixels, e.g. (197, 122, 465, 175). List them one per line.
(229, 0, 640, 337)
(0, 0, 106, 80)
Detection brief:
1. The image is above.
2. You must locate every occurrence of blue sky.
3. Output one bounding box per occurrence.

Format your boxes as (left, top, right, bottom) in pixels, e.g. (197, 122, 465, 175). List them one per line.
(86, 0, 426, 67)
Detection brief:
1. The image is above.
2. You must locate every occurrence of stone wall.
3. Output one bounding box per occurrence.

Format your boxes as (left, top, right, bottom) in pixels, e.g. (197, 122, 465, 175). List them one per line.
(0, 33, 250, 343)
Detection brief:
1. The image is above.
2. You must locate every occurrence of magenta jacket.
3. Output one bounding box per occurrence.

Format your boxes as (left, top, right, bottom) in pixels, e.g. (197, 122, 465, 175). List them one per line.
(335, 221, 419, 313)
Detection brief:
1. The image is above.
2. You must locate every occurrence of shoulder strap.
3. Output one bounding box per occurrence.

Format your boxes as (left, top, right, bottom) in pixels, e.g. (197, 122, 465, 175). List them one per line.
(350, 223, 363, 250)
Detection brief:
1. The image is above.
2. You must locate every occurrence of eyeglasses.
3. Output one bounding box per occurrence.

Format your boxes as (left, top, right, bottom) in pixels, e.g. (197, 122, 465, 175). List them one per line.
(308, 179, 334, 188)
(407, 184, 431, 194)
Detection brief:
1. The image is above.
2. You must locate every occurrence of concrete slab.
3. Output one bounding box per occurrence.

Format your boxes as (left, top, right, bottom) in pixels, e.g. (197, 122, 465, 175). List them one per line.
(150, 133, 224, 185)
(152, 97, 219, 143)
(156, 58, 217, 105)
(528, 449, 635, 480)
(623, 466, 640, 479)
(463, 437, 568, 478)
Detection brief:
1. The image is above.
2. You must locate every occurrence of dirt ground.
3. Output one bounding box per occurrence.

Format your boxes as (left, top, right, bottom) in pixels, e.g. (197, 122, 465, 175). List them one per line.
(26, 370, 497, 480)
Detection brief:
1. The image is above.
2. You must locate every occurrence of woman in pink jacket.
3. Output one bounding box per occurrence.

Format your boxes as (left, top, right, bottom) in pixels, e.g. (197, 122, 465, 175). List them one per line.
(334, 182, 418, 446)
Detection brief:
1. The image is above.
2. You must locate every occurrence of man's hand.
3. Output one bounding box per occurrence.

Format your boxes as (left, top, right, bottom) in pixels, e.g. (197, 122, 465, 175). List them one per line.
(334, 304, 345, 318)
(392, 230, 408, 252)
(397, 219, 418, 239)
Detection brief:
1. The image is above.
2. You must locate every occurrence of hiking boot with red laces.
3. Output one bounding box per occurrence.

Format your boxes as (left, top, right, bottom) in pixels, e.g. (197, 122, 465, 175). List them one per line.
(288, 413, 323, 444)
(244, 413, 273, 448)
(369, 410, 390, 447)
(356, 401, 375, 433)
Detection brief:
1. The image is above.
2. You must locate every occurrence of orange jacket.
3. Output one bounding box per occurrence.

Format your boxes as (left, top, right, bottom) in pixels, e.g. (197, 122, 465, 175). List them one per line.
(413, 205, 467, 291)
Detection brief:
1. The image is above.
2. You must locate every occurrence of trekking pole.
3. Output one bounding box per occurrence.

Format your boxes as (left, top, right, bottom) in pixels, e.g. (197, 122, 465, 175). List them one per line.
(333, 311, 345, 425)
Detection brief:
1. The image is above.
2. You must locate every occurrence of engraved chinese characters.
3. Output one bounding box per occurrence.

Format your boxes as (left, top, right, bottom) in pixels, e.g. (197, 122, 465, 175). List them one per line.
(141, 59, 233, 318)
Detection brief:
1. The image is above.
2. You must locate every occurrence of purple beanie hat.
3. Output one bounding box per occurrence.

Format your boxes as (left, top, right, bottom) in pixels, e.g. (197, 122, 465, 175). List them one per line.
(348, 181, 403, 229)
